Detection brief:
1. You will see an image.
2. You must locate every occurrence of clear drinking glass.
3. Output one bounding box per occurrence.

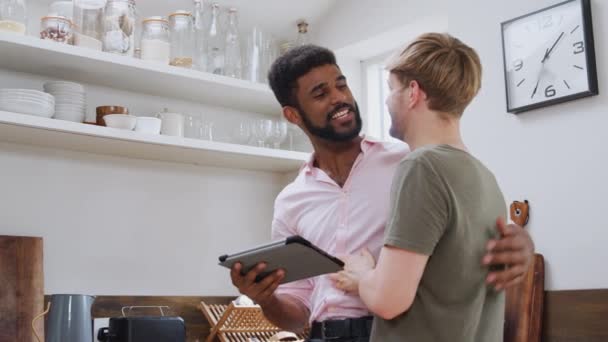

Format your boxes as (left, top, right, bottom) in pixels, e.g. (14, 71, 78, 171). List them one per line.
(184, 114, 202, 138)
(200, 121, 214, 141)
(0, 0, 27, 35)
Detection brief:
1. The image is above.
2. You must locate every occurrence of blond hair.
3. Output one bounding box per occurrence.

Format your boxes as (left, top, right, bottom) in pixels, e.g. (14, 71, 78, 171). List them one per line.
(386, 33, 482, 117)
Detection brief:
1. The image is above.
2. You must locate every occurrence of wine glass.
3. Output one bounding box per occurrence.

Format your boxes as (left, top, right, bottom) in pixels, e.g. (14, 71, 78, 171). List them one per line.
(232, 120, 251, 145)
(252, 119, 272, 147)
(268, 120, 287, 149)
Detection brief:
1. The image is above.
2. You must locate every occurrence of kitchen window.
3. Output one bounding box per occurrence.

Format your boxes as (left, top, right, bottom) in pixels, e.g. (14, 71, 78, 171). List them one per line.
(361, 52, 400, 143)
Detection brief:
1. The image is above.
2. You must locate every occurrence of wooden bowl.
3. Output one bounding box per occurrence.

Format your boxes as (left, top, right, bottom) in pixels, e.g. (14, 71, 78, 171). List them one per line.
(96, 106, 128, 126)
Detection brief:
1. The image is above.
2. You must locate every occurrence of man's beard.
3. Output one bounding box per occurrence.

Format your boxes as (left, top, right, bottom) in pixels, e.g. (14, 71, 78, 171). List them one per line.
(298, 102, 362, 142)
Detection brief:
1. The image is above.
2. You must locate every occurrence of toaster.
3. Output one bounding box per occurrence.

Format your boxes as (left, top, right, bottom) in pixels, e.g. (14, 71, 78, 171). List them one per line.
(98, 316, 186, 342)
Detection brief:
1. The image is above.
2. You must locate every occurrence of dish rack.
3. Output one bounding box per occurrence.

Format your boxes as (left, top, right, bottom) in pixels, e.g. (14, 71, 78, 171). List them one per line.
(200, 301, 306, 342)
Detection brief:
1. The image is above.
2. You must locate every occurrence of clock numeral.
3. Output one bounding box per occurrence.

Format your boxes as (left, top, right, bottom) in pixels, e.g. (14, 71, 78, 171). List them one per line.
(542, 15, 553, 29)
(545, 85, 557, 98)
(513, 59, 524, 71)
(573, 41, 585, 54)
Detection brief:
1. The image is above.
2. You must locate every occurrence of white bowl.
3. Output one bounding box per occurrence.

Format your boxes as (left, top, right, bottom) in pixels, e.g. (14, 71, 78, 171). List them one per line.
(104, 114, 137, 130)
(134, 116, 162, 135)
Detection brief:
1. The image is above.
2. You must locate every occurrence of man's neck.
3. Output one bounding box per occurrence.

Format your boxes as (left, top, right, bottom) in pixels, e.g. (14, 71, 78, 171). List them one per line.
(405, 113, 466, 152)
(310, 136, 364, 187)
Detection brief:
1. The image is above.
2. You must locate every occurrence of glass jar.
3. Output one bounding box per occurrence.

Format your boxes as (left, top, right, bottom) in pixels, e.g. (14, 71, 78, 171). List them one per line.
(140, 16, 170, 64)
(0, 0, 27, 35)
(168, 10, 194, 68)
(40, 16, 73, 44)
(73, 0, 104, 50)
(49, 1, 73, 20)
(102, 0, 136, 56)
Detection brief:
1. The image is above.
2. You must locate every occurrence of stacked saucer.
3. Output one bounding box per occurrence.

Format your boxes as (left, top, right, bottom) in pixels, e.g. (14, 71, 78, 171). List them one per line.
(43, 81, 86, 122)
(0, 89, 55, 117)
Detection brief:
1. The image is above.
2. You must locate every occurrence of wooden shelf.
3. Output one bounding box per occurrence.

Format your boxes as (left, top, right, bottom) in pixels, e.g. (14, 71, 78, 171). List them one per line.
(0, 111, 309, 172)
(0, 33, 280, 116)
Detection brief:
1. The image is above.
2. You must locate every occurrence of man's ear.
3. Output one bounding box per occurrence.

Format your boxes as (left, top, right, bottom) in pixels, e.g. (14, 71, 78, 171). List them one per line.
(408, 80, 427, 108)
(283, 106, 301, 125)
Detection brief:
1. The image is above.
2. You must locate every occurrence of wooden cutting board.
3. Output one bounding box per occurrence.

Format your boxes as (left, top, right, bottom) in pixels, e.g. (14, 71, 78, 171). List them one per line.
(504, 254, 545, 342)
(0, 236, 44, 342)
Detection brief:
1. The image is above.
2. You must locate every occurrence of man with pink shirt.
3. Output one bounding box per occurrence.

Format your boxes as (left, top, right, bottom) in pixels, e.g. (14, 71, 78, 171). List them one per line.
(229, 45, 534, 342)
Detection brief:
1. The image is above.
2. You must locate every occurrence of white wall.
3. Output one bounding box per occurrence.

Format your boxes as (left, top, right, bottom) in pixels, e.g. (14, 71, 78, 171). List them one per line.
(317, 0, 608, 291)
(0, 2, 302, 296)
(0, 141, 283, 295)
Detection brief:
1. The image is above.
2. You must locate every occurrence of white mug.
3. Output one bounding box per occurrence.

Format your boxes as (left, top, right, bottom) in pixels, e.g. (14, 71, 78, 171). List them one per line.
(158, 112, 184, 137)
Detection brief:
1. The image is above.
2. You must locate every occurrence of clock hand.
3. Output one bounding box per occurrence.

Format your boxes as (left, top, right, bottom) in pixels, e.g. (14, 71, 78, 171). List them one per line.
(531, 79, 540, 99)
(542, 31, 565, 63)
(531, 49, 548, 99)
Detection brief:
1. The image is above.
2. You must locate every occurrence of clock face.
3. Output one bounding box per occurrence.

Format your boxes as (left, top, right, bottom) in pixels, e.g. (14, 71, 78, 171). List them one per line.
(501, 0, 598, 113)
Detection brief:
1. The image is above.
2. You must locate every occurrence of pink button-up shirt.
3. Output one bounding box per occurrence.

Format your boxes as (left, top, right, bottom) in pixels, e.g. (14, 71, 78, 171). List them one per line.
(271, 137, 409, 323)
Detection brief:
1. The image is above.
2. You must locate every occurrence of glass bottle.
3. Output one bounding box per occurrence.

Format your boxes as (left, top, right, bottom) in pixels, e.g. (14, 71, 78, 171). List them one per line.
(73, 0, 105, 50)
(295, 20, 309, 46)
(223, 7, 241, 79)
(140, 16, 170, 64)
(102, 0, 137, 56)
(244, 26, 263, 82)
(0, 0, 27, 35)
(168, 10, 194, 68)
(193, 0, 210, 71)
(205, 2, 224, 75)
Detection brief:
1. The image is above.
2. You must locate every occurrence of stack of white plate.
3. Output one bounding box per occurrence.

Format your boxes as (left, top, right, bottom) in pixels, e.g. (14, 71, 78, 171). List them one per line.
(0, 89, 55, 117)
(43, 81, 86, 122)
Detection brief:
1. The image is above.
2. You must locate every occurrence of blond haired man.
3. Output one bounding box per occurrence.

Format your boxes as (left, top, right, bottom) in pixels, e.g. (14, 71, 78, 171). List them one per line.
(333, 33, 506, 341)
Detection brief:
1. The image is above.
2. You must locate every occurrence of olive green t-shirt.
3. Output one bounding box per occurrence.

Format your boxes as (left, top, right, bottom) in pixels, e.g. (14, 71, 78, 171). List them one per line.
(371, 144, 506, 342)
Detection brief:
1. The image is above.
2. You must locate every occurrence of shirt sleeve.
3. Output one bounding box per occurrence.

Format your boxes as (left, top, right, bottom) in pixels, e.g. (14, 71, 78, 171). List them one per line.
(384, 158, 450, 256)
(271, 213, 313, 311)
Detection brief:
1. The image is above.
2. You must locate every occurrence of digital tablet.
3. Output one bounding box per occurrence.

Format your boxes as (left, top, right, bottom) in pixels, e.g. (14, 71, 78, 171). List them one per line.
(219, 236, 344, 284)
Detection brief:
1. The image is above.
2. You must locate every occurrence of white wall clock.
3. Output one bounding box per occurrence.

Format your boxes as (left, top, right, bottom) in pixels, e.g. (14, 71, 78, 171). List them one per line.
(501, 0, 598, 114)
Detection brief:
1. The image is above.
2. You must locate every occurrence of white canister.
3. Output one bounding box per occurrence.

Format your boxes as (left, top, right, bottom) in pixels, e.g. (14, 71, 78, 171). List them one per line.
(159, 112, 184, 137)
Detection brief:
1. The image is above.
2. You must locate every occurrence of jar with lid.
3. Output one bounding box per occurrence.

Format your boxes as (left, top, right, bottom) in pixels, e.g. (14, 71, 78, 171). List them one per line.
(140, 16, 170, 64)
(102, 0, 136, 56)
(0, 0, 27, 35)
(73, 0, 104, 50)
(168, 10, 194, 68)
(40, 15, 73, 43)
